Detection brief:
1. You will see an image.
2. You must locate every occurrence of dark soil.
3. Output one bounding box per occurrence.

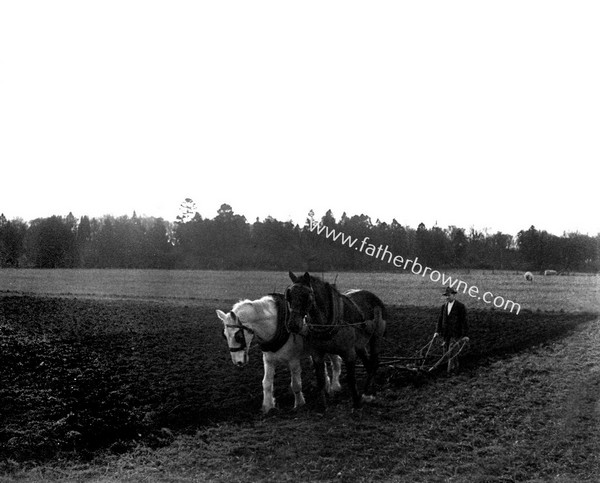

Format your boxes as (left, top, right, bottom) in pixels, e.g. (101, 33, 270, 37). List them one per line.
(0, 295, 595, 463)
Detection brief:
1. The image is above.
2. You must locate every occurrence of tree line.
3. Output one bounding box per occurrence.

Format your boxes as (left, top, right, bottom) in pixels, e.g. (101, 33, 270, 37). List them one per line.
(0, 201, 598, 272)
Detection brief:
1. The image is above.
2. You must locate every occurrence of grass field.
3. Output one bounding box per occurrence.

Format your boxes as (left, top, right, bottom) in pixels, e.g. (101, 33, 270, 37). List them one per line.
(1, 269, 599, 482)
(0, 268, 598, 312)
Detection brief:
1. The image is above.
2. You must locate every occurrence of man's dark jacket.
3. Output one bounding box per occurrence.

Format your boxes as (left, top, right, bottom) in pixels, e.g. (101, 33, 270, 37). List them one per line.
(436, 300, 468, 340)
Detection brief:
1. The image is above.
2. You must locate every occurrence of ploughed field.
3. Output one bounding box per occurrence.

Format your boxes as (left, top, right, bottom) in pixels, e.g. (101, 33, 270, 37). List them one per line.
(0, 294, 595, 465)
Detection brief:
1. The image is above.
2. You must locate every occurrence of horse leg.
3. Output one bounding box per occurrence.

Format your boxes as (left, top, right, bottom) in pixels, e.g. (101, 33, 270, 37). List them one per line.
(288, 357, 306, 409)
(361, 309, 385, 401)
(311, 355, 332, 394)
(261, 354, 276, 414)
(311, 352, 328, 411)
(323, 356, 332, 394)
(356, 346, 375, 402)
(323, 355, 342, 394)
(329, 355, 342, 393)
(344, 352, 362, 410)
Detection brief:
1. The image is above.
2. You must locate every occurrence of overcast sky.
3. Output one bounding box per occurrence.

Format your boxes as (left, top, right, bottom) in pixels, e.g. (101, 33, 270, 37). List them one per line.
(1, 1, 598, 236)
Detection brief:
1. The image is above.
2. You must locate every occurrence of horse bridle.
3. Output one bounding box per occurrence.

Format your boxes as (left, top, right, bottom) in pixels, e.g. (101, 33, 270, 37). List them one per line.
(284, 284, 315, 328)
(223, 311, 255, 352)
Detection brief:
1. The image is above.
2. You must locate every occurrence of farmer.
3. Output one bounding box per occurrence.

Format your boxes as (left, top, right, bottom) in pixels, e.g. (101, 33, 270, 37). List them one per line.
(434, 286, 469, 373)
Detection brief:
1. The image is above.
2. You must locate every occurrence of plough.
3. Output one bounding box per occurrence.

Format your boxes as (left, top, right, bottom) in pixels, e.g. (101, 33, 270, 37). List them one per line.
(359, 334, 470, 376)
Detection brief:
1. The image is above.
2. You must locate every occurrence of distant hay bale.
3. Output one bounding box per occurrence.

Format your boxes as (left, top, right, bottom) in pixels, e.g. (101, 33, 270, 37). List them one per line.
(524, 271, 534, 281)
(544, 270, 558, 276)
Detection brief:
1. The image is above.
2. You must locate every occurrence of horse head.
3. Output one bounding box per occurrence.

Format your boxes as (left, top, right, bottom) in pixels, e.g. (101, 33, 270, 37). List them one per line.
(285, 270, 317, 335)
(216, 306, 255, 366)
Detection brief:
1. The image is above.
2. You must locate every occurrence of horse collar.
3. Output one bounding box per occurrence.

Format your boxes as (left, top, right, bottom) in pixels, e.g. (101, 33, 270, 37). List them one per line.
(259, 293, 291, 353)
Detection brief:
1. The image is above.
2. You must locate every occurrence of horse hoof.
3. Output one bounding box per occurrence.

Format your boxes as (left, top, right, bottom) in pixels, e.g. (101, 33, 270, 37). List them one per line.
(361, 394, 376, 403)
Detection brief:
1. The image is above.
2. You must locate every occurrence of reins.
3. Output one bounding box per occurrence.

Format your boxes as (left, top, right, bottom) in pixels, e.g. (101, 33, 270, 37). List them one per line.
(299, 320, 371, 328)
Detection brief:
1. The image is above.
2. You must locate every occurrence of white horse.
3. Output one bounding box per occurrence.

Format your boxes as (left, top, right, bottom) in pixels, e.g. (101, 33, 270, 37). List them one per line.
(216, 293, 342, 414)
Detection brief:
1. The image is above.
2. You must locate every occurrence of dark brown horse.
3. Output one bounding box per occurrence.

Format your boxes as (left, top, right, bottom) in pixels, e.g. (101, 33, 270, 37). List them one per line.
(285, 271, 387, 411)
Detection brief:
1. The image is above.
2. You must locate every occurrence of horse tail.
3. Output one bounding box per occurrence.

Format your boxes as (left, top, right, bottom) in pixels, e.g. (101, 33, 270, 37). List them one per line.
(372, 305, 386, 338)
(372, 294, 388, 322)
(365, 292, 388, 328)
(344, 289, 388, 330)
(360, 291, 388, 321)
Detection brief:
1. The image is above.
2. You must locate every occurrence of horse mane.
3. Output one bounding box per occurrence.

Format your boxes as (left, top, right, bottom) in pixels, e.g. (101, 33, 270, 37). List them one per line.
(232, 295, 277, 322)
(307, 274, 366, 324)
(308, 274, 340, 297)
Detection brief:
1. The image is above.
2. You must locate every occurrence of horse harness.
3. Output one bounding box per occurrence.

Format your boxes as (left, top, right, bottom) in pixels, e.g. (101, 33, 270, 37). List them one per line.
(223, 311, 254, 352)
(223, 294, 291, 353)
(287, 282, 370, 339)
(259, 293, 291, 353)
